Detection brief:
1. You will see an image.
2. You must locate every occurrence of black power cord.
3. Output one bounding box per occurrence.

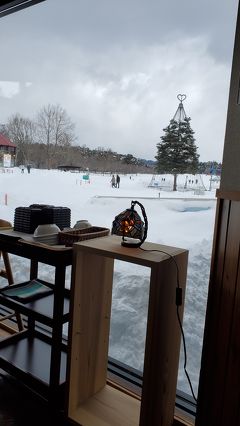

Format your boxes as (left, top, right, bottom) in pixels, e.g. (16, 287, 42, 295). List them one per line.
(139, 246, 198, 403)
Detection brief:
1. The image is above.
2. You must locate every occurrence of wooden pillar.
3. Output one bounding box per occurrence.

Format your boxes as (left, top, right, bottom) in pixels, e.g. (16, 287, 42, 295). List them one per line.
(196, 192, 240, 425)
(196, 2, 240, 424)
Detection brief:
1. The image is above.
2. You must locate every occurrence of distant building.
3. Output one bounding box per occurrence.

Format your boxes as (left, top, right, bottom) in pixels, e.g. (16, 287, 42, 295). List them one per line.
(0, 133, 16, 167)
(57, 165, 84, 172)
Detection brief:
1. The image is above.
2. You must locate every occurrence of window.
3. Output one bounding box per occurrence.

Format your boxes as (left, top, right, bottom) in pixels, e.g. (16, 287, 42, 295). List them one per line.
(0, 0, 237, 421)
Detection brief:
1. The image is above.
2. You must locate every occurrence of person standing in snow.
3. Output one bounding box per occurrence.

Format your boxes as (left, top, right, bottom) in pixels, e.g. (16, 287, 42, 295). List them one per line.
(116, 174, 120, 188)
(111, 175, 116, 188)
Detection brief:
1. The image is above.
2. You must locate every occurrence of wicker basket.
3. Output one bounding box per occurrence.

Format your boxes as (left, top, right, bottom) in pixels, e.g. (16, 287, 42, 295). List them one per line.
(58, 226, 110, 247)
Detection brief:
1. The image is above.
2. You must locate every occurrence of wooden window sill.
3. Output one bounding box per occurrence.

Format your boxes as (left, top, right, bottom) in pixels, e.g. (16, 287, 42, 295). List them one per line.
(174, 409, 195, 426)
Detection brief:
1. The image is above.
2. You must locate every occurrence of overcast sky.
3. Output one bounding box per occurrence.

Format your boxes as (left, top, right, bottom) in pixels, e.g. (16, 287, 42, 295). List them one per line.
(0, 0, 238, 161)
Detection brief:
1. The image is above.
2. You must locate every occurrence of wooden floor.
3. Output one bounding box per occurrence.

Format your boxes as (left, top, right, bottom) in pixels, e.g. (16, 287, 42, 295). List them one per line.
(0, 370, 71, 425)
(0, 327, 71, 426)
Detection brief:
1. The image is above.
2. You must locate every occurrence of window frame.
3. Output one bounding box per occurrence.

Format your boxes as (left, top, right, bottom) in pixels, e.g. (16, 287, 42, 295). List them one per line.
(0, 0, 45, 18)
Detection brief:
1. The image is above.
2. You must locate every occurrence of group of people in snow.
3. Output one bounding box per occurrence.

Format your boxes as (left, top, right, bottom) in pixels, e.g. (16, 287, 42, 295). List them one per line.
(111, 174, 120, 188)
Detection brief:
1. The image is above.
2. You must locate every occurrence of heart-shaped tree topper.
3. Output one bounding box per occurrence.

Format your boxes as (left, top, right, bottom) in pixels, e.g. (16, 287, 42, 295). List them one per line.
(177, 94, 187, 102)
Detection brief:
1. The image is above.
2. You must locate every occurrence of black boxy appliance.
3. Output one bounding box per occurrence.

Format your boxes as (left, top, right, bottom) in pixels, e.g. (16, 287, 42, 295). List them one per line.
(13, 204, 71, 234)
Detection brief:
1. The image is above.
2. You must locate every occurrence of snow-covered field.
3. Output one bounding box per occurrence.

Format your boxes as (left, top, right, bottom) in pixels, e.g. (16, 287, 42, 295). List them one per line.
(0, 168, 219, 396)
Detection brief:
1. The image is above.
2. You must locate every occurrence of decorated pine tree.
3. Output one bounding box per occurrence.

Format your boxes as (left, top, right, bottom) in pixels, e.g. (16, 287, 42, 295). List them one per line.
(155, 95, 199, 190)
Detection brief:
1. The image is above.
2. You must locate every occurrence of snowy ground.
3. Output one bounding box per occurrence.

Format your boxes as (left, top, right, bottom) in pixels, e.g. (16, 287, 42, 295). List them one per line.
(0, 168, 219, 396)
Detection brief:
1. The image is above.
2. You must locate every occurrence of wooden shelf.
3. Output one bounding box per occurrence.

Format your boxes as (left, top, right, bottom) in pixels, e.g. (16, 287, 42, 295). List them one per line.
(0, 331, 67, 385)
(69, 384, 140, 426)
(0, 287, 70, 326)
(66, 235, 188, 426)
(0, 230, 73, 403)
(0, 231, 72, 266)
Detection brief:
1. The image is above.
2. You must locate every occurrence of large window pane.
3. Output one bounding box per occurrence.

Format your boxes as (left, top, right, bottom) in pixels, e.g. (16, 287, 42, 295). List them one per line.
(0, 0, 237, 404)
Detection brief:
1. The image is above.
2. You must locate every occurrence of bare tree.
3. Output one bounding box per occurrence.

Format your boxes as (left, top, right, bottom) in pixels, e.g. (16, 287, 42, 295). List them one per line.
(36, 104, 76, 169)
(5, 114, 36, 165)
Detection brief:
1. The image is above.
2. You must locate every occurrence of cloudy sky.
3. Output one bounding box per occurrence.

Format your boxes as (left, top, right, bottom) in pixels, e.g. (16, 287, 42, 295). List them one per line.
(0, 0, 238, 161)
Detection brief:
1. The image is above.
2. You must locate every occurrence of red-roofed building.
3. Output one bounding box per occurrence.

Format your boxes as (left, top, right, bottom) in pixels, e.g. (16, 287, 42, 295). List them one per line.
(0, 133, 16, 167)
